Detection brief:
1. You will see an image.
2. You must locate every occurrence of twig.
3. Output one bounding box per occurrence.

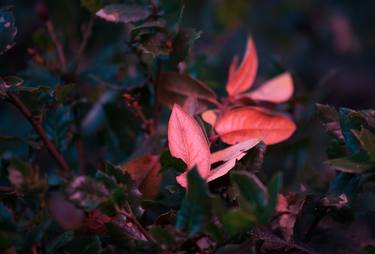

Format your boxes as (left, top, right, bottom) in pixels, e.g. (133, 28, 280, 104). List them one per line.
(73, 15, 95, 75)
(46, 19, 67, 73)
(5, 90, 70, 174)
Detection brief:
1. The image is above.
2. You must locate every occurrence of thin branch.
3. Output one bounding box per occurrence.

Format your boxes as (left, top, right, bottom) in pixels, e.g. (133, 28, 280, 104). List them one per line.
(46, 19, 67, 73)
(73, 15, 95, 75)
(5, 90, 70, 174)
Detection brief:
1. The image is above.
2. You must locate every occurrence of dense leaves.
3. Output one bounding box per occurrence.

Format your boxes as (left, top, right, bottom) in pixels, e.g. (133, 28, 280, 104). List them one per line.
(0, 1, 374, 253)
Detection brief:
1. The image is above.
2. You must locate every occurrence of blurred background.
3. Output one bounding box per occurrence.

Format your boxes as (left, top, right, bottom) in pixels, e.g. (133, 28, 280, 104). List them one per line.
(1, 0, 375, 191)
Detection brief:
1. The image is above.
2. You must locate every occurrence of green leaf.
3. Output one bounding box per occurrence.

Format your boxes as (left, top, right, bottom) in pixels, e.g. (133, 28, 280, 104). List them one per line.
(0, 9, 17, 55)
(0, 202, 17, 250)
(222, 209, 256, 235)
(81, 0, 103, 13)
(325, 157, 373, 174)
(3, 76, 23, 87)
(160, 150, 186, 173)
(149, 226, 176, 246)
(96, 4, 151, 24)
(176, 168, 211, 236)
(46, 231, 74, 254)
(353, 128, 375, 162)
(230, 171, 267, 212)
(365, 245, 375, 254)
(261, 173, 282, 223)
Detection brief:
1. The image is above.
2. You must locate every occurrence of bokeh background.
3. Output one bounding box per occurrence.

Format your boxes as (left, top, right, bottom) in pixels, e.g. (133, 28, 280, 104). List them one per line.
(1, 0, 375, 191)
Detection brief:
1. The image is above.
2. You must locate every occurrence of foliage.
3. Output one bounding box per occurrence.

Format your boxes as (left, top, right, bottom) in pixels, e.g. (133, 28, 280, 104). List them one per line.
(0, 1, 374, 253)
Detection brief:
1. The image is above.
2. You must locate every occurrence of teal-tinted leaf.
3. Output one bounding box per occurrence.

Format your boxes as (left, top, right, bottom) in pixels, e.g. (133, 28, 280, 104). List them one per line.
(19, 220, 51, 253)
(329, 173, 361, 202)
(339, 108, 368, 155)
(44, 106, 73, 152)
(96, 4, 151, 24)
(230, 171, 267, 211)
(0, 9, 17, 55)
(46, 231, 74, 254)
(222, 209, 255, 235)
(176, 168, 211, 236)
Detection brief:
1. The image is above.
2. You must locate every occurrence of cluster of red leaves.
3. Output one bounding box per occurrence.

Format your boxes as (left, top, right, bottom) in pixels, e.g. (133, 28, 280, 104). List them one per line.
(167, 38, 296, 187)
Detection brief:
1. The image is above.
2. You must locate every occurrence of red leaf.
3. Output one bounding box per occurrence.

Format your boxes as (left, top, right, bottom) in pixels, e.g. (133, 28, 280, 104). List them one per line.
(158, 72, 217, 111)
(168, 104, 211, 187)
(226, 38, 258, 96)
(215, 107, 296, 145)
(239, 72, 294, 103)
(120, 155, 162, 198)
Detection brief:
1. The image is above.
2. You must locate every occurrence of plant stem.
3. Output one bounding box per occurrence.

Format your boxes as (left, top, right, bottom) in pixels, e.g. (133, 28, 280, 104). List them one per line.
(5, 91, 71, 174)
(46, 19, 67, 73)
(119, 209, 156, 244)
(73, 15, 95, 75)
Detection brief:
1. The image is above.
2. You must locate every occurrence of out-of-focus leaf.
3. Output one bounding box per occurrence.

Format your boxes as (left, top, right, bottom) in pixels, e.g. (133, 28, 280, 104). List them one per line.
(47, 192, 85, 230)
(316, 104, 344, 141)
(215, 107, 296, 145)
(261, 173, 282, 222)
(54, 83, 75, 104)
(120, 155, 162, 199)
(96, 4, 150, 24)
(46, 231, 74, 254)
(238, 72, 293, 103)
(158, 72, 217, 111)
(160, 150, 186, 173)
(352, 128, 375, 162)
(149, 226, 176, 246)
(176, 168, 211, 236)
(0, 9, 17, 55)
(0, 202, 17, 250)
(230, 171, 267, 211)
(222, 209, 255, 235)
(325, 157, 373, 174)
(169, 28, 202, 65)
(81, 0, 103, 13)
(168, 104, 211, 187)
(365, 245, 375, 254)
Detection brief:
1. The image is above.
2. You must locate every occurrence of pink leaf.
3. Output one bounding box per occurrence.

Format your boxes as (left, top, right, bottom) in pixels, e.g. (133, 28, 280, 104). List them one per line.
(239, 72, 294, 103)
(207, 139, 260, 182)
(226, 38, 258, 96)
(210, 139, 260, 164)
(168, 104, 211, 184)
(201, 109, 218, 127)
(215, 107, 296, 145)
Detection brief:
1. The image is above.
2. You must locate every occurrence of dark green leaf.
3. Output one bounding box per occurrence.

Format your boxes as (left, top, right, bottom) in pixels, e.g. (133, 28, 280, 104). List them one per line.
(222, 209, 255, 235)
(176, 168, 211, 236)
(46, 231, 74, 254)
